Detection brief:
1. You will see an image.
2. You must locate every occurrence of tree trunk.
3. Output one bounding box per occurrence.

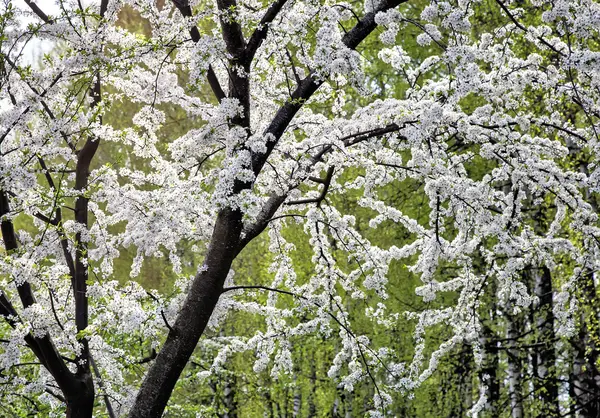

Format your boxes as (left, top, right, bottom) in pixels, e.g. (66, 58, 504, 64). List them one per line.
(128, 2, 407, 415)
(308, 360, 316, 417)
(479, 290, 500, 418)
(479, 330, 499, 417)
(223, 377, 237, 418)
(292, 374, 301, 417)
(459, 347, 473, 416)
(65, 375, 95, 418)
(532, 267, 559, 416)
(129, 209, 244, 418)
(507, 314, 523, 418)
(344, 388, 352, 418)
(571, 270, 600, 417)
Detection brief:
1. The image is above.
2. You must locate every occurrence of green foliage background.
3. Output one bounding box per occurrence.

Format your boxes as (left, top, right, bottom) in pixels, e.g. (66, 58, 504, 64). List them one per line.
(6, 0, 597, 416)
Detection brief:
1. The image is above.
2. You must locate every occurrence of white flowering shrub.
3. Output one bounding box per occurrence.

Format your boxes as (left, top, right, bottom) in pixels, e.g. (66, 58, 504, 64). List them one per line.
(0, 0, 599, 416)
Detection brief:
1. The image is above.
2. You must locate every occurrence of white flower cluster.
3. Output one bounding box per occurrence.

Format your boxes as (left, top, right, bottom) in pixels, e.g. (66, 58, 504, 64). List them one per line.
(1, 0, 600, 414)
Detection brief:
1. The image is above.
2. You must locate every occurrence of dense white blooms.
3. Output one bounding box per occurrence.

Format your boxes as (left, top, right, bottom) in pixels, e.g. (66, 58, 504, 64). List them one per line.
(1, 0, 600, 415)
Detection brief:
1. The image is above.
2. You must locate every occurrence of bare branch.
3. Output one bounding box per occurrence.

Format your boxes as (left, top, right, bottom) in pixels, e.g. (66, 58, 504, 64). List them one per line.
(170, 0, 226, 101)
(90, 355, 116, 418)
(100, 0, 109, 18)
(286, 166, 334, 206)
(145, 291, 175, 333)
(245, 0, 290, 64)
(24, 0, 53, 24)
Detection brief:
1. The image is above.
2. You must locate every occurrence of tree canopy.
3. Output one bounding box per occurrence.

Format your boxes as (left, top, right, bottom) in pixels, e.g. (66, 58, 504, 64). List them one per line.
(1, 0, 600, 416)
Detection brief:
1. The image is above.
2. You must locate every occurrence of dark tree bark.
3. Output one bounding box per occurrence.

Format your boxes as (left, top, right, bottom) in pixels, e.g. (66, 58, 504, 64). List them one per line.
(4, 4, 109, 416)
(480, 324, 500, 417)
(308, 357, 317, 417)
(571, 271, 600, 418)
(292, 373, 302, 417)
(567, 132, 600, 417)
(128, 1, 407, 416)
(506, 313, 523, 418)
(458, 347, 473, 416)
(1, 188, 95, 417)
(532, 267, 559, 416)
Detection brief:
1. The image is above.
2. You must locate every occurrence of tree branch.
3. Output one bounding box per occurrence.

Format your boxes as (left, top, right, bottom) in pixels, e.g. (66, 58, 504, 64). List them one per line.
(134, 348, 157, 365)
(129, 2, 407, 416)
(100, 0, 109, 18)
(216, 0, 246, 58)
(286, 166, 334, 206)
(244, 0, 289, 65)
(145, 291, 174, 333)
(24, 0, 53, 24)
(215, 0, 251, 124)
(0, 67, 63, 146)
(494, 0, 564, 56)
(241, 123, 408, 245)
(238, 194, 288, 249)
(312, 123, 409, 162)
(0, 191, 78, 402)
(221, 284, 391, 400)
(1, 55, 75, 152)
(90, 354, 116, 418)
(35, 157, 76, 279)
(72, 74, 102, 377)
(170, 0, 226, 102)
(222, 285, 297, 298)
(251, 0, 409, 178)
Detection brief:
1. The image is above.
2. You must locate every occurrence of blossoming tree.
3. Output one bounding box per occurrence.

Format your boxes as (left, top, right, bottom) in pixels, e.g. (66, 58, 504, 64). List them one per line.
(1, 0, 600, 416)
